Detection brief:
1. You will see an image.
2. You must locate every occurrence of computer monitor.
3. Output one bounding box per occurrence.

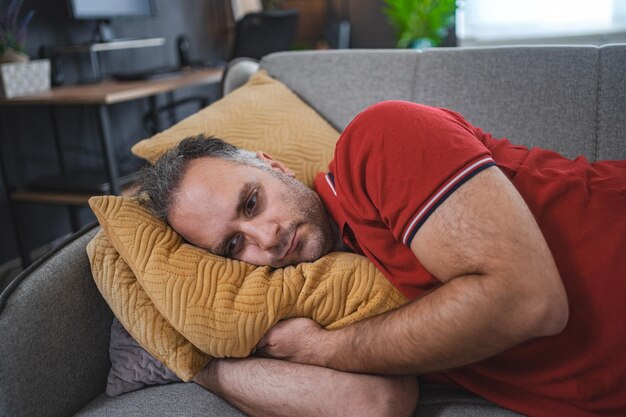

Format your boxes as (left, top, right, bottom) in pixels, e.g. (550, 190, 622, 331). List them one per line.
(69, 0, 156, 42)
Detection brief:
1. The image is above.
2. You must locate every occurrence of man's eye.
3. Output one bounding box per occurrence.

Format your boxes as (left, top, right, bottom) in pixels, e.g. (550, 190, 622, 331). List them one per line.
(245, 192, 257, 215)
(226, 235, 241, 256)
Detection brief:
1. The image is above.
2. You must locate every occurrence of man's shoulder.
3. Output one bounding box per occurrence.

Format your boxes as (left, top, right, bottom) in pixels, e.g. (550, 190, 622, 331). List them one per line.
(337, 101, 474, 155)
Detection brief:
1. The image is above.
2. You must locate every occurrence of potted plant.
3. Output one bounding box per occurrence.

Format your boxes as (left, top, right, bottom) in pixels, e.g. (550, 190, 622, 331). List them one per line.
(382, 0, 456, 49)
(0, 0, 34, 63)
(0, 0, 49, 98)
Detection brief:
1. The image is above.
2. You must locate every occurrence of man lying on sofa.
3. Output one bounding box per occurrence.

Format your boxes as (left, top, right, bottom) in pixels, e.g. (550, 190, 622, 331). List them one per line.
(139, 100, 626, 417)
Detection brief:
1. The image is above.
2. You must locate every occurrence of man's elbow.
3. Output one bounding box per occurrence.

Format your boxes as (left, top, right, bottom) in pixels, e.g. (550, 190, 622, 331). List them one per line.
(524, 274, 569, 338)
(495, 264, 569, 341)
(537, 290, 569, 337)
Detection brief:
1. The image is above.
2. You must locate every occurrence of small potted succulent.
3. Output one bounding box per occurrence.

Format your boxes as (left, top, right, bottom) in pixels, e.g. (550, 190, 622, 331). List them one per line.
(383, 0, 456, 49)
(0, 0, 49, 98)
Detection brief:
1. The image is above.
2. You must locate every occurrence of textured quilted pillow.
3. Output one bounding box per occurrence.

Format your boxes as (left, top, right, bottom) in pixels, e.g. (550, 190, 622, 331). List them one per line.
(87, 195, 408, 381)
(131, 70, 339, 187)
(106, 318, 180, 396)
(87, 230, 210, 382)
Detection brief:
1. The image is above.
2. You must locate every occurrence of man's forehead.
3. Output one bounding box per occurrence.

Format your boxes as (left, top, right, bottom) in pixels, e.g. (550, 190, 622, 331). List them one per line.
(187, 155, 239, 172)
(183, 158, 244, 191)
(177, 161, 230, 209)
(173, 158, 260, 250)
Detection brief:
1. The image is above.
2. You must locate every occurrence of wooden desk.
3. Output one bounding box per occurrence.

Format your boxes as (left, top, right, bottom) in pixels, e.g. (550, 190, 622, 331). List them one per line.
(0, 67, 223, 265)
(0, 67, 223, 106)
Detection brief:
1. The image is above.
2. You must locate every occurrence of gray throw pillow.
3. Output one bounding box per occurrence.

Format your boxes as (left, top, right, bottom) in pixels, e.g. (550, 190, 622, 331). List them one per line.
(107, 318, 181, 396)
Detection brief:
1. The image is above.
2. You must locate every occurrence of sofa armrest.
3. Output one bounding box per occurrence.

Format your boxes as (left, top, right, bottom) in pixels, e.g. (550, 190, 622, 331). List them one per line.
(220, 57, 260, 97)
(0, 224, 113, 417)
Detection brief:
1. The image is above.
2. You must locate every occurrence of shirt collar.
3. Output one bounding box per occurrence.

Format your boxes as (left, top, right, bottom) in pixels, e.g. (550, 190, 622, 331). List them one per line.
(314, 170, 361, 253)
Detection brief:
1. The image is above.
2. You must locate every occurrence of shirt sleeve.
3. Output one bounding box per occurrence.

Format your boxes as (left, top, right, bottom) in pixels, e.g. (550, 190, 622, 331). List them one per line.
(333, 101, 495, 246)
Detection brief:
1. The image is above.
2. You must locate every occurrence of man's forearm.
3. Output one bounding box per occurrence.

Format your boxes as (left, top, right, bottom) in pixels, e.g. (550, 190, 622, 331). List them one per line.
(319, 273, 547, 374)
(260, 271, 552, 375)
(194, 357, 419, 417)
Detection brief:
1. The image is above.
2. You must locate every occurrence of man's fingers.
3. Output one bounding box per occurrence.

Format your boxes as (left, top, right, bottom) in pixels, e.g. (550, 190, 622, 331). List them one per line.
(256, 335, 269, 349)
(254, 341, 282, 359)
(254, 318, 323, 361)
(254, 345, 271, 358)
(254, 333, 278, 357)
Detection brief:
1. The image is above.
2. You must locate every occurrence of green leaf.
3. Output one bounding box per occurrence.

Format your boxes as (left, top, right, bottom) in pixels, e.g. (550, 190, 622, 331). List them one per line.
(382, 0, 456, 48)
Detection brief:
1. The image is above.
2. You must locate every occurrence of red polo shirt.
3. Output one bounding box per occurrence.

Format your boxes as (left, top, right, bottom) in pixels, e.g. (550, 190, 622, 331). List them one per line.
(314, 101, 626, 417)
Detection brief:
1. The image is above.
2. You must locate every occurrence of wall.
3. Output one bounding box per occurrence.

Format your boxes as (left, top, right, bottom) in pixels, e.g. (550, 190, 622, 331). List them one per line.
(282, 0, 327, 48)
(346, 0, 396, 48)
(282, 0, 396, 49)
(0, 0, 232, 266)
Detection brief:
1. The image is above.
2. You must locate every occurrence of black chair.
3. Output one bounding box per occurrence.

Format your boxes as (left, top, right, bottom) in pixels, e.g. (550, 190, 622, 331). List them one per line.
(232, 9, 299, 60)
(143, 9, 298, 135)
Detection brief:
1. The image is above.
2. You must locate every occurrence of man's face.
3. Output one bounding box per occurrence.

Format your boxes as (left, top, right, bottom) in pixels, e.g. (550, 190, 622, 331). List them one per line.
(168, 155, 336, 268)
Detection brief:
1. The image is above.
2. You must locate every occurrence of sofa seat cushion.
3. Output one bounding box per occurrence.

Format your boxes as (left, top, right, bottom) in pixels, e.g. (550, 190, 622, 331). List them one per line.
(74, 383, 245, 417)
(73, 382, 523, 417)
(415, 384, 524, 417)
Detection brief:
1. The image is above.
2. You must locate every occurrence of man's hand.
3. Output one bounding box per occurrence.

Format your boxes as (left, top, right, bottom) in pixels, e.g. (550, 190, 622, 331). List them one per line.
(256, 318, 327, 366)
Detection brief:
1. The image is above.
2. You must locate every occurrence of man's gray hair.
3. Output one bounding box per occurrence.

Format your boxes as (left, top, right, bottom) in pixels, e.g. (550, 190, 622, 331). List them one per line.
(139, 134, 265, 221)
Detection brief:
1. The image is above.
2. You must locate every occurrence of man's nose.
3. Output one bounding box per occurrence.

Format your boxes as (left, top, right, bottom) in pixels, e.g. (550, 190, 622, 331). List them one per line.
(241, 220, 280, 251)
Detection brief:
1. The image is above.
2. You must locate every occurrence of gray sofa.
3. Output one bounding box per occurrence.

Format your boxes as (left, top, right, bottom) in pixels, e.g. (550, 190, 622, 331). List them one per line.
(1, 45, 625, 417)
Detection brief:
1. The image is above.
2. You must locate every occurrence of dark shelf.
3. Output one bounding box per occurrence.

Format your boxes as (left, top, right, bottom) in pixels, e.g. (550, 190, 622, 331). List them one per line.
(26, 170, 141, 194)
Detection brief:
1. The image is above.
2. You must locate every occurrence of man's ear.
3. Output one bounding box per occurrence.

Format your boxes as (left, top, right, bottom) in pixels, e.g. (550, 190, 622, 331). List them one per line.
(256, 151, 296, 177)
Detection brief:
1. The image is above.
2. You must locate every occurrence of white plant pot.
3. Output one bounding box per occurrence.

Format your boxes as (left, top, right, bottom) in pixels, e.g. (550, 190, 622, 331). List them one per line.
(0, 48, 30, 63)
(0, 59, 51, 98)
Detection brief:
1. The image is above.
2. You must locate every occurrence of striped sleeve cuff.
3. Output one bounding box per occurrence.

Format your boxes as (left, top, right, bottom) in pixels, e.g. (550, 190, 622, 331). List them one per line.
(401, 157, 496, 246)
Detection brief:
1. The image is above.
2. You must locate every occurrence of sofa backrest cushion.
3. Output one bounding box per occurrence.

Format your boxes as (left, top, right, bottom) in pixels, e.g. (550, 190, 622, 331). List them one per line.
(261, 45, 626, 162)
(261, 50, 419, 131)
(598, 44, 626, 160)
(412, 46, 599, 160)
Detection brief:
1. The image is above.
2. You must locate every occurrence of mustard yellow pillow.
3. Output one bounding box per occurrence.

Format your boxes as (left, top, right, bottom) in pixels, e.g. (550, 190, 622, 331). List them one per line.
(87, 195, 407, 380)
(131, 70, 339, 187)
(87, 231, 209, 382)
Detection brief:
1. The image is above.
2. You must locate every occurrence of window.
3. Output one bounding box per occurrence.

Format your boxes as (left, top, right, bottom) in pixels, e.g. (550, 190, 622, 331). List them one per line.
(457, 0, 626, 42)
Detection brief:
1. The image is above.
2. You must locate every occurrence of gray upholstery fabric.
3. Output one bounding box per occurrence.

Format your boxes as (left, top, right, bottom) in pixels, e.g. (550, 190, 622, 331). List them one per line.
(0, 226, 113, 417)
(598, 44, 626, 161)
(261, 46, 626, 162)
(75, 383, 245, 417)
(412, 46, 599, 160)
(262, 50, 419, 130)
(415, 384, 524, 417)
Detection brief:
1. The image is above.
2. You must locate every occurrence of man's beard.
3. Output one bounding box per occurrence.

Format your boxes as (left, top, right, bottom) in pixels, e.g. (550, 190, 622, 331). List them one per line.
(271, 170, 336, 267)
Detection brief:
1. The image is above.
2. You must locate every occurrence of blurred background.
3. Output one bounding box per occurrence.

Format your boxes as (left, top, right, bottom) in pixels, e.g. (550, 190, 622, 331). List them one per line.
(1, 0, 625, 288)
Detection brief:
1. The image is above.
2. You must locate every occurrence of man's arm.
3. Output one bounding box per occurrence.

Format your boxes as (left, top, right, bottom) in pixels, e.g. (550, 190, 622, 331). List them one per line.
(257, 167, 569, 373)
(193, 357, 419, 417)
